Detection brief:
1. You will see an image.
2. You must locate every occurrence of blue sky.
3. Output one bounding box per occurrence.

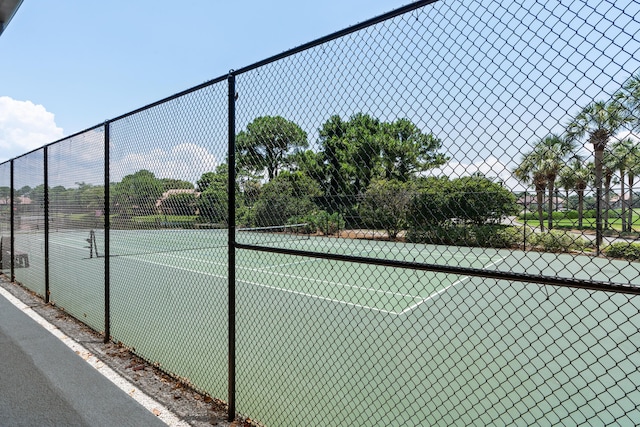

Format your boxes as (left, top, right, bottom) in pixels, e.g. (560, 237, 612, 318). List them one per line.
(0, 0, 408, 161)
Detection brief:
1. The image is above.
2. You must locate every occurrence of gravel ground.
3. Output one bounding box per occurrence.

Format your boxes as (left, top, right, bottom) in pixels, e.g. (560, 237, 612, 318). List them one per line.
(0, 275, 249, 427)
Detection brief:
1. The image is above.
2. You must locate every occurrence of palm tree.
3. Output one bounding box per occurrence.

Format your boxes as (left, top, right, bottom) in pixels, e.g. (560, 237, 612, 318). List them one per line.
(537, 135, 579, 229)
(625, 144, 640, 231)
(611, 138, 637, 231)
(615, 75, 640, 231)
(570, 160, 592, 229)
(514, 135, 577, 230)
(617, 73, 640, 123)
(513, 153, 548, 231)
(602, 149, 618, 230)
(558, 165, 575, 209)
(566, 100, 633, 249)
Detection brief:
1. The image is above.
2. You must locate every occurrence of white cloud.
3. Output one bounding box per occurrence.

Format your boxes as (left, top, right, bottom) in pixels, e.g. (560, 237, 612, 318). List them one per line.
(0, 96, 64, 162)
(111, 142, 218, 183)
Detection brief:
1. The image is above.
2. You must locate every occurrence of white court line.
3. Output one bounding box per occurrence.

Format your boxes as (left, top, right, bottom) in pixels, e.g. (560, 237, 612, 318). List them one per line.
(238, 278, 401, 315)
(398, 256, 507, 315)
(114, 252, 417, 313)
(0, 286, 187, 427)
(147, 250, 422, 302)
(140, 250, 419, 301)
(244, 265, 423, 301)
(64, 244, 506, 316)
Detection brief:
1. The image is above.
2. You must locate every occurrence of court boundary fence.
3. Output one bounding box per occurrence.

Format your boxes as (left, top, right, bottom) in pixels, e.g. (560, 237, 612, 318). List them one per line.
(1, 1, 640, 424)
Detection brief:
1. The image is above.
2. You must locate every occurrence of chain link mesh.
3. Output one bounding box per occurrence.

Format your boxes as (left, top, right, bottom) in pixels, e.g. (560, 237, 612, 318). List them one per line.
(232, 0, 640, 424)
(12, 150, 45, 296)
(108, 81, 229, 398)
(1, 0, 639, 425)
(47, 129, 105, 331)
(0, 162, 11, 272)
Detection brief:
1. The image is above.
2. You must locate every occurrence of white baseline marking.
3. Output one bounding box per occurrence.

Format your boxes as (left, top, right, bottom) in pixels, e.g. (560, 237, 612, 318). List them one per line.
(73, 245, 505, 316)
(244, 265, 422, 301)
(116, 253, 419, 313)
(238, 278, 401, 315)
(141, 250, 421, 302)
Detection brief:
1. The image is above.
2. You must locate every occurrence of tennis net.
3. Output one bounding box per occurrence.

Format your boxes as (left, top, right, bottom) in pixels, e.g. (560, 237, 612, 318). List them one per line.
(236, 223, 311, 246)
(79, 224, 310, 259)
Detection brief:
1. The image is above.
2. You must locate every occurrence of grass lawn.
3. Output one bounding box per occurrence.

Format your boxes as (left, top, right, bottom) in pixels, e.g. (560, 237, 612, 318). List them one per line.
(523, 208, 640, 235)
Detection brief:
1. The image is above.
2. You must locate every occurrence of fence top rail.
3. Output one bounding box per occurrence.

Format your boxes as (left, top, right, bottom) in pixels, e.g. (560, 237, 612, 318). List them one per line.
(3, 122, 106, 165)
(103, 1, 438, 127)
(1, 0, 438, 164)
(231, 0, 439, 76)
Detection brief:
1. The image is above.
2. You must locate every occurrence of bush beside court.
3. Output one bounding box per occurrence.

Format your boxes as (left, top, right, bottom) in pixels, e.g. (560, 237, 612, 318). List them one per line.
(604, 242, 640, 261)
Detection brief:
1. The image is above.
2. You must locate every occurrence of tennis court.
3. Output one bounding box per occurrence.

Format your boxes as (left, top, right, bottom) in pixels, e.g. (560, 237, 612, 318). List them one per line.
(8, 228, 640, 425)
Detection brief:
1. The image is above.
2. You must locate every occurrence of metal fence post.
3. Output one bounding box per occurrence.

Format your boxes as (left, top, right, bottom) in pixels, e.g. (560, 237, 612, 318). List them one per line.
(227, 71, 237, 422)
(44, 146, 50, 303)
(9, 159, 14, 282)
(104, 122, 111, 343)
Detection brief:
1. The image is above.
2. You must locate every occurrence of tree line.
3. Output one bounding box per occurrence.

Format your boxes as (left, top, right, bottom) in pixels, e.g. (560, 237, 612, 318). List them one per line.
(2, 112, 519, 244)
(514, 72, 640, 238)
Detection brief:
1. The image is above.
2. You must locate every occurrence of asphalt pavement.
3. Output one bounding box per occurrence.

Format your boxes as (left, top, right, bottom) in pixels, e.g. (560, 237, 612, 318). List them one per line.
(0, 292, 167, 427)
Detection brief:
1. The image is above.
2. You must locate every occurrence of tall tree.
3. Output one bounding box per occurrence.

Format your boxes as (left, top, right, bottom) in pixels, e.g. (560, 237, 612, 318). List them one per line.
(112, 169, 164, 215)
(237, 116, 308, 181)
(602, 149, 618, 229)
(626, 145, 640, 231)
(345, 113, 383, 194)
(616, 74, 640, 232)
(526, 134, 578, 229)
(318, 114, 447, 195)
(0, 186, 10, 204)
(558, 165, 575, 209)
(319, 115, 351, 196)
(161, 178, 194, 191)
(617, 73, 640, 126)
(566, 100, 632, 247)
(513, 154, 547, 231)
(569, 160, 592, 229)
(380, 118, 448, 181)
(286, 149, 325, 183)
(611, 138, 637, 231)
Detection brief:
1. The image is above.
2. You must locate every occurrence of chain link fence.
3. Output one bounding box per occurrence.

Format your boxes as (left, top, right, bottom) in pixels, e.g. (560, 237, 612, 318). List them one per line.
(1, 0, 640, 425)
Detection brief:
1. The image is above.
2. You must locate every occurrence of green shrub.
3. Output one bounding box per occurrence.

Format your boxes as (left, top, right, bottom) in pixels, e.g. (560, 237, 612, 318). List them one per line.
(527, 230, 591, 252)
(250, 171, 320, 227)
(519, 212, 544, 221)
(406, 224, 522, 248)
(287, 214, 319, 234)
(315, 211, 345, 236)
(604, 242, 640, 261)
(359, 179, 413, 239)
(473, 225, 522, 248)
(564, 210, 579, 220)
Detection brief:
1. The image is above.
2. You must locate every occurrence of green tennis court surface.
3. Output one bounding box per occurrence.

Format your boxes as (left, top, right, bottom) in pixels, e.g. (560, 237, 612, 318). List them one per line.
(9, 229, 640, 426)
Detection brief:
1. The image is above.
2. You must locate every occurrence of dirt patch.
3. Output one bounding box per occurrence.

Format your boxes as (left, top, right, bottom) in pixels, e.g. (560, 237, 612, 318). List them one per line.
(336, 229, 404, 241)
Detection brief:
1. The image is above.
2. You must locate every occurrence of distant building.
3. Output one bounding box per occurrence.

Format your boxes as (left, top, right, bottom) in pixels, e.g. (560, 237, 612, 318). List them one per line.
(517, 194, 565, 211)
(155, 189, 200, 208)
